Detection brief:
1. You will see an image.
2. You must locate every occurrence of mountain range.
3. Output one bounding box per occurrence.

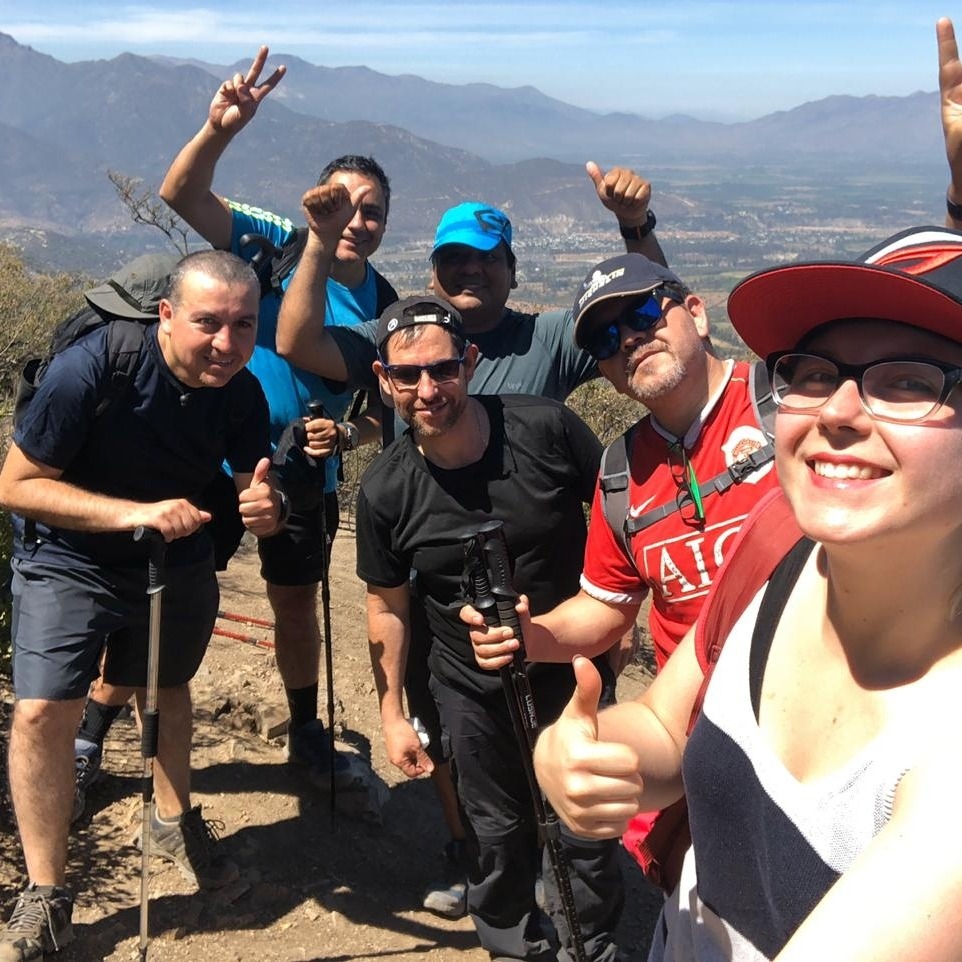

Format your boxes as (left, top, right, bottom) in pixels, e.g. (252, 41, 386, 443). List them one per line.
(0, 31, 949, 273)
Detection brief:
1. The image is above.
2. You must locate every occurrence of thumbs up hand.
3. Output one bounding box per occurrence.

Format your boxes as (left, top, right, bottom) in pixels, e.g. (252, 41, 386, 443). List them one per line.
(238, 457, 282, 536)
(585, 160, 652, 228)
(533, 655, 643, 838)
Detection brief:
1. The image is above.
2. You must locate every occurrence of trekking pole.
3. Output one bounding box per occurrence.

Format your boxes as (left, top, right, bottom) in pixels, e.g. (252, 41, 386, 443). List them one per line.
(461, 520, 588, 962)
(133, 526, 166, 962)
(306, 399, 337, 822)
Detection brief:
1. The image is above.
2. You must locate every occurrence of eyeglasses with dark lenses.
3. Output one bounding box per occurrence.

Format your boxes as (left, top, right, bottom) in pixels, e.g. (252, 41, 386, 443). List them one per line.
(584, 287, 684, 362)
(668, 441, 706, 524)
(767, 352, 962, 423)
(380, 355, 466, 388)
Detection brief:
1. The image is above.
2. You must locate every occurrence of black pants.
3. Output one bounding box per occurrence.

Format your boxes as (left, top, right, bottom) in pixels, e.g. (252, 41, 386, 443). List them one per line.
(432, 675, 623, 962)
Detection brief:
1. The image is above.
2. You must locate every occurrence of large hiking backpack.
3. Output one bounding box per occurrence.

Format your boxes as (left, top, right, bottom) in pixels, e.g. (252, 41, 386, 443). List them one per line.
(598, 360, 776, 556)
(13, 306, 149, 430)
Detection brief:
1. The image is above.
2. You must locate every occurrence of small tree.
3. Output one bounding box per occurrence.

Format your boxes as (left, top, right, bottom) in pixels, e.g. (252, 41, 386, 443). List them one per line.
(107, 170, 191, 255)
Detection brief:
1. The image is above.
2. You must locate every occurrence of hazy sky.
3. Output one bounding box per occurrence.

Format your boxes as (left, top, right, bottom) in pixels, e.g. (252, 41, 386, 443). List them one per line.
(2, 1, 957, 121)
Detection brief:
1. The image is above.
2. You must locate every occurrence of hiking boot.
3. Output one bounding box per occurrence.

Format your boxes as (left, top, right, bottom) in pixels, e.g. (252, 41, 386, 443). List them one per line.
(0, 884, 74, 962)
(135, 805, 239, 889)
(285, 720, 368, 792)
(422, 838, 468, 918)
(71, 738, 102, 823)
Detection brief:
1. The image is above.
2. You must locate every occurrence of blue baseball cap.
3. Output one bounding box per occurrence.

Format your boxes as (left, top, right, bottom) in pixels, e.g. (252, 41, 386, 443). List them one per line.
(431, 202, 513, 257)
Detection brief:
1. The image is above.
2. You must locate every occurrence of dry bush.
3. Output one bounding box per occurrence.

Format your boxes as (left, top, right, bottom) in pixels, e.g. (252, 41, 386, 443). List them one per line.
(0, 245, 88, 669)
(0, 244, 88, 417)
(566, 377, 647, 447)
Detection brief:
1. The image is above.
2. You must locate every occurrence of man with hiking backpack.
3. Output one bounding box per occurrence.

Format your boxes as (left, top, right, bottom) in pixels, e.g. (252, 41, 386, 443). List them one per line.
(464, 251, 780, 881)
(0, 250, 283, 962)
(157, 46, 395, 808)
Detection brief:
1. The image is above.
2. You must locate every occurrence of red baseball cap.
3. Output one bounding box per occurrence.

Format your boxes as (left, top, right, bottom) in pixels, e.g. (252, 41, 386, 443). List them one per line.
(728, 226, 962, 358)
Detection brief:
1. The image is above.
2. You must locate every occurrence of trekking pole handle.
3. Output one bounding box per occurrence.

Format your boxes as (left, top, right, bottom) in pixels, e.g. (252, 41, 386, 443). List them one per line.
(290, 400, 331, 456)
(463, 524, 539, 738)
(476, 521, 528, 656)
(133, 526, 166, 595)
(461, 539, 502, 632)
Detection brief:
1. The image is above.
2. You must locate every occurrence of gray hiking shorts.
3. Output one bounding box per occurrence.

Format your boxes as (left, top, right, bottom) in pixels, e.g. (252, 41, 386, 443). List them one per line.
(10, 555, 218, 700)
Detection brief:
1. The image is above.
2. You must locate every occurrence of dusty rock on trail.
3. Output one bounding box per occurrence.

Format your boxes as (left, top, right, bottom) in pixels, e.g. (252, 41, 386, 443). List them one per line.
(0, 525, 662, 961)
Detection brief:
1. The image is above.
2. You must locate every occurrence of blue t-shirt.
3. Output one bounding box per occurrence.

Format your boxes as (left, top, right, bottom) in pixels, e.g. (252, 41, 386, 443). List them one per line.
(228, 201, 386, 492)
(13, 324, 269, 568)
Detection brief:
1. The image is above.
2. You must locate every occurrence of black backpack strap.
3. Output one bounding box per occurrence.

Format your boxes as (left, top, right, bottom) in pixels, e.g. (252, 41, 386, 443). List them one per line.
(97, 320, 148, 416)
(748, 536, 815, 719)
(372, 266, 398, 318)
(624, 443, 775, 537)
(598, 425, 636, 559)
(356, 266, 398, 444)
(22, 318, 146, 545)
(269, 228, 310, 300)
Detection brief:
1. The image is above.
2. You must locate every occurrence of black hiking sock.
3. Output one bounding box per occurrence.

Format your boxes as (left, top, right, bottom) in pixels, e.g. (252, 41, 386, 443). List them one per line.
(77, 699, 125, 746)
(286, 683, 319, 731)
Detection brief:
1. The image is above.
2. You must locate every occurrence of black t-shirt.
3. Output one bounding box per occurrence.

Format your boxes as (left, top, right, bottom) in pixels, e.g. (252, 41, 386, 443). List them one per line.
(356, 394, 602, 696)
(13, 324, 269, 568)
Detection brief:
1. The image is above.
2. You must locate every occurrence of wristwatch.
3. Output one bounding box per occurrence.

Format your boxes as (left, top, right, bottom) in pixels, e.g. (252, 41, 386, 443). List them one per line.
(338, 421, 360, 453)
(619, 209, 657, 241)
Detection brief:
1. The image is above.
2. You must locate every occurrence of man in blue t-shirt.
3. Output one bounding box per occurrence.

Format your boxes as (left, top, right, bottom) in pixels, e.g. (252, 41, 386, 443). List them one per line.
(157, 47, 395, 808)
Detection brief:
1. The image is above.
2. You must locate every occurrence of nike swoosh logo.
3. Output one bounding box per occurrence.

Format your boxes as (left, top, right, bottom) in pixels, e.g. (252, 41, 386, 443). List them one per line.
(628, 495, 658, 519)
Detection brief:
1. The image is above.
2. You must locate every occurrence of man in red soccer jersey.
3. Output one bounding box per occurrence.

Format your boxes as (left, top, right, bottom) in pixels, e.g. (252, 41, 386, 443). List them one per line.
(471, 251, 777, 672)
(465, 252, 780, 871)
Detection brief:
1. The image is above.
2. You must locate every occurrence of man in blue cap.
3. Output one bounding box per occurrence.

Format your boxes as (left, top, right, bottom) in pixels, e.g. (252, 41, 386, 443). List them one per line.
(277, 162, 665, 413)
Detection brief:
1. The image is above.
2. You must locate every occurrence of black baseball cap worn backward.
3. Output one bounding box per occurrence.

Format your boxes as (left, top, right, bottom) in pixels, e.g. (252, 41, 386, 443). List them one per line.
(375, 294, 465, 355)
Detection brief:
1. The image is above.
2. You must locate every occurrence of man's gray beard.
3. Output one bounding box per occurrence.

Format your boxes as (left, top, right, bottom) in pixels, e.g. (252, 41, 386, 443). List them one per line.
(626, 355, 687, 405)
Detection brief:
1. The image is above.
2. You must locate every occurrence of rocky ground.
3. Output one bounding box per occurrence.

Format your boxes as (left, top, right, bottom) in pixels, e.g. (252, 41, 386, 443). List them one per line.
(0, 523, 663, 962)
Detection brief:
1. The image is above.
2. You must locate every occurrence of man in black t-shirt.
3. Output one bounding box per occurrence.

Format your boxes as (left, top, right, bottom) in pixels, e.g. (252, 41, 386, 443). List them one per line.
(0, 251, 283, 962)
(355, 296, 621, 962)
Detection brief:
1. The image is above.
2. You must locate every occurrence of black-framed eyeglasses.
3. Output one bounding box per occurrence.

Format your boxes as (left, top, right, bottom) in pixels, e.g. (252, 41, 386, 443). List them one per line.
(767, 351, 962, 424)
(379, 354, 466, 389)
(668, 440, 705, 525)
(583, 286, 686, 362)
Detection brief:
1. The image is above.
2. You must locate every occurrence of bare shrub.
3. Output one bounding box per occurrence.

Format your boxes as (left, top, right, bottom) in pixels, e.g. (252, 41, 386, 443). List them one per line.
(0, 246, 88, 671)
(0, 244, 87, 417)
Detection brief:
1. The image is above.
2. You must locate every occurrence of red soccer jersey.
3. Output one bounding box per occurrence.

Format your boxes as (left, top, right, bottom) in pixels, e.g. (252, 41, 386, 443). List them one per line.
(581, 361, 779, 669)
